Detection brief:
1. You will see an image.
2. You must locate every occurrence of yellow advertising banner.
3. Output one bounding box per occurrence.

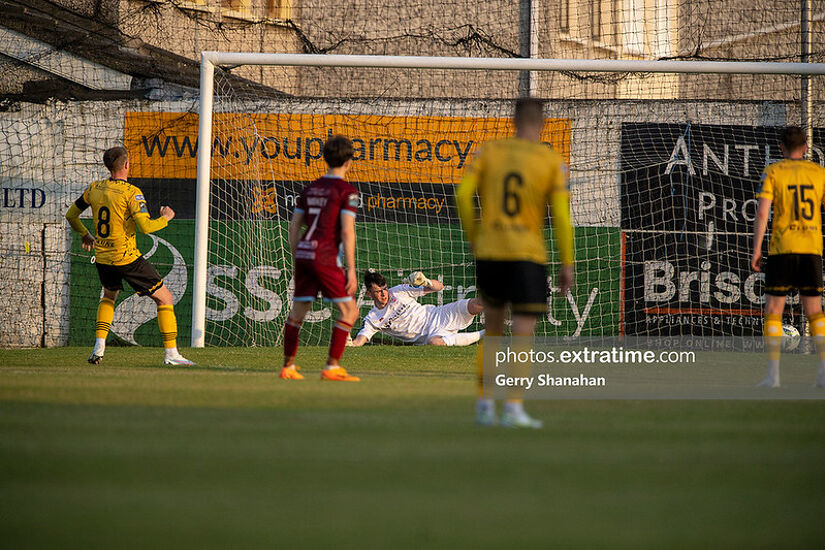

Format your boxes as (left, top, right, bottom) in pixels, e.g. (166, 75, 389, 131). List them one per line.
(125, 112, 571, 183)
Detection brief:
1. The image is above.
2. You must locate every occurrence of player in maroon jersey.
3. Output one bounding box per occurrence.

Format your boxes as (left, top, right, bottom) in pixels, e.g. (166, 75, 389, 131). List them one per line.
(281, 135, 361, 381)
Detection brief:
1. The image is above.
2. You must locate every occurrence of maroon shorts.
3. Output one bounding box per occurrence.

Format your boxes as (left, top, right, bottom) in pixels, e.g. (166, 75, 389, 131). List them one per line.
(293, 260, 352, 302)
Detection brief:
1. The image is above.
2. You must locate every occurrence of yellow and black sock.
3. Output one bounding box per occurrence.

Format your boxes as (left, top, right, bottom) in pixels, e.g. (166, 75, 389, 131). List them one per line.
(507, 333, 534, 403)
(807, 312, 825, 361)
(157, 305, 178, 350)
(764, 313, 783, 361)
(477, 330, 504, 398)
(95, 298, 115, 340)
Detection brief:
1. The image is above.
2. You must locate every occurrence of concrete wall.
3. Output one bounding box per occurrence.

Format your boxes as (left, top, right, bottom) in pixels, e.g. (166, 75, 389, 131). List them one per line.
(293, 0, 823, 100)
(0, 54, 57, 95)
(25, 1, 821, 100)
(675, 1, 825, 101)
(115, 0, 302, 90)
(0, 99, 180, 347)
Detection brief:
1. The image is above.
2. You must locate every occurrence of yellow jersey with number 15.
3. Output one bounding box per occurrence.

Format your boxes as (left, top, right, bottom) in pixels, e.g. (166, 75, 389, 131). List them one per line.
(456, 138, 573, 265)
(757, 159, 825, 256)
(81, 178, 166, 266)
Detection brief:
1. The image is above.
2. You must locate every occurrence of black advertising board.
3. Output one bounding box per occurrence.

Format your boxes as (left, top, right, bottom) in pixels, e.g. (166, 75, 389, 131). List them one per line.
(620, 122, 824, 335)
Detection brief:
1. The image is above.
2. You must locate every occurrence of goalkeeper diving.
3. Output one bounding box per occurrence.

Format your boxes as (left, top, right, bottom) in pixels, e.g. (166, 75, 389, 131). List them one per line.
(348, 270, 484, 346)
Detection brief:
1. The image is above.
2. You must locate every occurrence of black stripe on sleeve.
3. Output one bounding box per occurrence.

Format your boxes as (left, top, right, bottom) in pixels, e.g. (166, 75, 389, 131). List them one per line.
(74, 195, 90, 211)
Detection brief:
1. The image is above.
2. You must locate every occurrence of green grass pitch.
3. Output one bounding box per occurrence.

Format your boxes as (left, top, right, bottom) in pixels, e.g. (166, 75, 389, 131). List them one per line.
(1, 346, 824, 548)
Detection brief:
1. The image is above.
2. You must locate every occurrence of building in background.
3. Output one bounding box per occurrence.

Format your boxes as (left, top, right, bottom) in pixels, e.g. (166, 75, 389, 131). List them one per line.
(2, 0, 822, 100)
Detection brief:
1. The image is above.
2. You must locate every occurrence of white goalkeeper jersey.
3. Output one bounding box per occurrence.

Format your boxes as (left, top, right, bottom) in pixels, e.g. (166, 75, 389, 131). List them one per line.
(358, 284, 436, 344)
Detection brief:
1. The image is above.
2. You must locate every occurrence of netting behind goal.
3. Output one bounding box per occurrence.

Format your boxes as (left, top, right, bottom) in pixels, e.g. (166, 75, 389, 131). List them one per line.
(3, 1, 825, 350)
(169, 60, 825, 346)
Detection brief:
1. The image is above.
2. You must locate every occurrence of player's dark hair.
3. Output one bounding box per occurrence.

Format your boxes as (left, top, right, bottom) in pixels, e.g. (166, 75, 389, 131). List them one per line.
(780, 126, 808, 152)
(364, 269, 386, 289)
(323, 135, 355, 168)
(514, 97, 544, 128)
(103, 146, 128, 172)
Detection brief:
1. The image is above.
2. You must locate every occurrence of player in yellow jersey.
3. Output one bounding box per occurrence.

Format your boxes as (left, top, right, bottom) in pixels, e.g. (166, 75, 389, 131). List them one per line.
(65, 146, 194, 366)
(457, 97, 574, 427)
(752, 126, 825, 388)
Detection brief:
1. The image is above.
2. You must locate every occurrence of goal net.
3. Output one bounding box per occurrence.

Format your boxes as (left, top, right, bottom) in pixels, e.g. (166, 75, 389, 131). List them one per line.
(171, 54, 825, 347)
(3, 2, 825, 352)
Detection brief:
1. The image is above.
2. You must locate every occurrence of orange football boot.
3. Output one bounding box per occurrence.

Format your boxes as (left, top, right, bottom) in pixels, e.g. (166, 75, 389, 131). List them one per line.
(280, 365, 304, 380)
(320, 366, 360, 381)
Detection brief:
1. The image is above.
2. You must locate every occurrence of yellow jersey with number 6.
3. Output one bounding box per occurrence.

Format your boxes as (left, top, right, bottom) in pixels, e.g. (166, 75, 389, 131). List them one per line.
(456, 138, 572, 265)
(82, 178, 155, 265)
(757, 159, 825, 256)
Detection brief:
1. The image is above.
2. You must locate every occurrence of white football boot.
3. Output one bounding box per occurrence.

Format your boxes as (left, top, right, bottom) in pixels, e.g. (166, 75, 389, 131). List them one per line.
(475, 398, 498, 426)
(164, 354, 195, 366)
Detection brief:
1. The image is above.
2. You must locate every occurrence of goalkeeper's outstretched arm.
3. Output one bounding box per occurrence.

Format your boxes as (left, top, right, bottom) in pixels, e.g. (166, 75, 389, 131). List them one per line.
(425, 279, 444, 292)
(405, 271, 443, 292)
(349, 322, 377, 347)
(349, 334, 368, 347)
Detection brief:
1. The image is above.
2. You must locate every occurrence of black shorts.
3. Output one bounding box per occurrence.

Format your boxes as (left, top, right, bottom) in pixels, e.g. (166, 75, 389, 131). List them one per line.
(764, 254, 823, 297)
(96, 256, 164, 296)
(476, 260, 548, 315)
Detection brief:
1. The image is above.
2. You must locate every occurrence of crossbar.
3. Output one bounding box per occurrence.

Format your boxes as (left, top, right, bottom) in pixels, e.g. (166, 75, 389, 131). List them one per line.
(202, 52, 825, 76)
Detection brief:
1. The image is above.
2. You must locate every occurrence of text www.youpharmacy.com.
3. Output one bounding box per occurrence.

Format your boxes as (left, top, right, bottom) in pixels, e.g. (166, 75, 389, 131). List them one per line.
(494, 347, 696, 368)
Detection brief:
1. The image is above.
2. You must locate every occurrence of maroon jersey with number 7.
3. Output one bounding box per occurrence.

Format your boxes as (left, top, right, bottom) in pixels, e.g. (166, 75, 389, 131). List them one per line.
(294, 176, 359, 266)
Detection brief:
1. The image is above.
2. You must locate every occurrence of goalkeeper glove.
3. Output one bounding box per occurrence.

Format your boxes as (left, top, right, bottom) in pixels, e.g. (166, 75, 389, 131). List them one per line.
(406, 271, 432, 288)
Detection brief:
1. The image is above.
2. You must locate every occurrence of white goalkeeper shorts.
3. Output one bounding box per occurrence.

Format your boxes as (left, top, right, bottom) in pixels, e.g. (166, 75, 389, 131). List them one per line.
(426, 299, 476, 339)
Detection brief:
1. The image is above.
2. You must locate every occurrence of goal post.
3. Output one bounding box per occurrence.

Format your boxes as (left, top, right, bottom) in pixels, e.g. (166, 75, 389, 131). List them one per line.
(192, 55, 215, 349)
(192, 53, 825, 348)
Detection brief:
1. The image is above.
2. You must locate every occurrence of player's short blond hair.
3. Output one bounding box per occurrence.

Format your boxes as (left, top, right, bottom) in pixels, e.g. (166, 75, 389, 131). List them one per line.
(103, 146, 128, 173)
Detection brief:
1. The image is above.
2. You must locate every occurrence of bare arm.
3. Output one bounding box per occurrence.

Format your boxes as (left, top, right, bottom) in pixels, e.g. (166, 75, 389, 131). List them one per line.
(426, 279, 444, 292)
(349, 334, 368, 347)
(751, 197, 771, 272)
(288, 210, 306, 256)
(340, 212, 357, 295)
(349, 319, 377, 347)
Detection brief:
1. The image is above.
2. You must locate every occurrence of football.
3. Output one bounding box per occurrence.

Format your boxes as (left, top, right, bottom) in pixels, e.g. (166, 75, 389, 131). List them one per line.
(782, 324, 801, 352)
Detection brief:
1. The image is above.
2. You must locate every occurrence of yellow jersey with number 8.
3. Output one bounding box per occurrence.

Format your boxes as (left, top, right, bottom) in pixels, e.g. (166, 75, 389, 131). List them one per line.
(757, 159, 825, 256)
(82, 178, 157, 265)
